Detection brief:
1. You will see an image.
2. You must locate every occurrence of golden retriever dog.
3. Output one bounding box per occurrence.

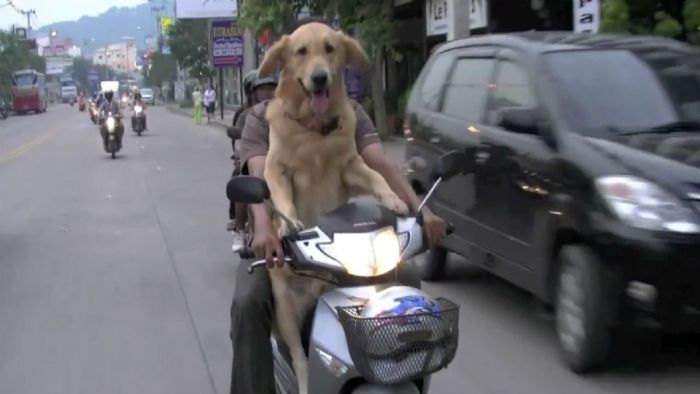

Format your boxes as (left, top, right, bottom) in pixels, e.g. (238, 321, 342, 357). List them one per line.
(257, 22, 408, 393)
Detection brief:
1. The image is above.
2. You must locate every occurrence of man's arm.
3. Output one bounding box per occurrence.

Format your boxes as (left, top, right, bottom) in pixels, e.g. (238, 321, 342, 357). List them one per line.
(246, 155, 271, 225)
(360, 143, 422, 213)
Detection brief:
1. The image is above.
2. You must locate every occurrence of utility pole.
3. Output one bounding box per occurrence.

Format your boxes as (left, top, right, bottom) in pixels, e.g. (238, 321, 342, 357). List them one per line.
(25, 9, 36, 34)
(448, 0, 471, 40)
(8, 1, 36, 37)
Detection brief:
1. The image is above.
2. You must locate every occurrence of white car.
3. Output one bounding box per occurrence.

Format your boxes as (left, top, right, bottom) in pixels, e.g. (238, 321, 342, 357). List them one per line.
(140, 88, 156, 105)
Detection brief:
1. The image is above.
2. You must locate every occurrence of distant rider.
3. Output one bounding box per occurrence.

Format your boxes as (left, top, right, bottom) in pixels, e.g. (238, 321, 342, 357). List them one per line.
(132, 91, 148, 130)
(99, 90, 124, 150)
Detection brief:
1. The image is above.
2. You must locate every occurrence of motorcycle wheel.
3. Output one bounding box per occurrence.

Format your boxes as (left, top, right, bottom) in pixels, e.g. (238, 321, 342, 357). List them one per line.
(137, 130, 142, 136)
(111, 152, 116, 159)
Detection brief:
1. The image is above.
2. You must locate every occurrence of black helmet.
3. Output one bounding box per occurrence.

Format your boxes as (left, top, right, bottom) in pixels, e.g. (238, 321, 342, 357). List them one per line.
(104, 91, 113, 101)
(252, 71, 278, 90)
(243, 70, 258, 98)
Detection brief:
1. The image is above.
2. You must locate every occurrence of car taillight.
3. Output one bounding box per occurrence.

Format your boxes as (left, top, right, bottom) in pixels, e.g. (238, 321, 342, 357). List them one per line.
(403, 119, 413, 141)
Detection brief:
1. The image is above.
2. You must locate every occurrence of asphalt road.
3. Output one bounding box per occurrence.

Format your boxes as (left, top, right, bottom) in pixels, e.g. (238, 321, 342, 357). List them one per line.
(1, 104, 698, 394)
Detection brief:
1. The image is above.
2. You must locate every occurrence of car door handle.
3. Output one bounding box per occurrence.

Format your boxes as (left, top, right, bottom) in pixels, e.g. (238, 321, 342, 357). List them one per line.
(475, 143, 492, 163)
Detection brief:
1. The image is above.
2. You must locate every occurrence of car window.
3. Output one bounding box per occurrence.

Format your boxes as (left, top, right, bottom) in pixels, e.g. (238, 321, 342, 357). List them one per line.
(487, 61, 537, 125)
(440, 57, 496, 122)
(545, 50, 679, 135)
(492, 61, 536, 109)
(420, 54, 453, 111)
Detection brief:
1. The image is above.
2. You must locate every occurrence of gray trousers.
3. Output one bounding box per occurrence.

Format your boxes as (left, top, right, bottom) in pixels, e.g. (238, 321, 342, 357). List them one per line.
(229, 259, 421, 394)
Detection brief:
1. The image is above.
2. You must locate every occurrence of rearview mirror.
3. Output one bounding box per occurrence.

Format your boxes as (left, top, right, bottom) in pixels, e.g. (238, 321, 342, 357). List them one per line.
(432, 150, 471, 181)
(496, 107, 539, 135)
(226, 176, 270, 204)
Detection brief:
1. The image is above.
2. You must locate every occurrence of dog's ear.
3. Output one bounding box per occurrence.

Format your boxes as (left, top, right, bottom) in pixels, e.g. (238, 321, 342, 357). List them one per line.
(259, 35, 289, 78)
(340, 33, 370, 71)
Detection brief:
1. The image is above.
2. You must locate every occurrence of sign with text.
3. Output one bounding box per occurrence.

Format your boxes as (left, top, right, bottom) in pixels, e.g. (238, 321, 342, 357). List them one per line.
(210, 19, 243, 68)
(176, 0, 237, 19)
(573, 0, 600, 33)
(46, 57, 65, 75)
(425, 0, 488, 36)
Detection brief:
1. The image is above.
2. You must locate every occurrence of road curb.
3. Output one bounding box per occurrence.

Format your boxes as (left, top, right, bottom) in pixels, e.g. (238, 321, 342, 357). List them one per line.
(166, 105, 232, 131)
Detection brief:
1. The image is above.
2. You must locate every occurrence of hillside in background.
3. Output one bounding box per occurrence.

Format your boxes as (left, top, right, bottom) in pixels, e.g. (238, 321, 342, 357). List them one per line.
(34, 3, 159, 55)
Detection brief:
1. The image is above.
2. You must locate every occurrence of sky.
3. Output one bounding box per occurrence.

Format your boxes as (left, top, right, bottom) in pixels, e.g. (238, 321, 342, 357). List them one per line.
(0, 0, 146, 30)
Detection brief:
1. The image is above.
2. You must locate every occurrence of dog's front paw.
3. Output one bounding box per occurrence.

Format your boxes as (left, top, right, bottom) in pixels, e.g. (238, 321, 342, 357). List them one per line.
(277, 218, 304, 238)
(379, 193, 409, 215)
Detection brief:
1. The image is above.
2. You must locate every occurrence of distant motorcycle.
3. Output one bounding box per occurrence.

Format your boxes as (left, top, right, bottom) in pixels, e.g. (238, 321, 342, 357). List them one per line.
(131, 104, 146, 136)
(78, 97, 86, 112)
(69, 97, 75, 107)
(0, 98, 8, 119)
(99, 111, 123, 159)
(89, 100, 99, 124)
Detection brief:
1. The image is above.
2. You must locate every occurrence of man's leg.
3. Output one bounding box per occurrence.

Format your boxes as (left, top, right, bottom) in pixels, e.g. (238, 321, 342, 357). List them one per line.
(230, 260, 276, 394)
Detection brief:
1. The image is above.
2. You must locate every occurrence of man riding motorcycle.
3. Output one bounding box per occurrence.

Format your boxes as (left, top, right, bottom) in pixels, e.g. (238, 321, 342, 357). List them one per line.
(98, 90, 124, 151)
(226, 70, 278, 240)
(131, 91, 148, 131)
(228, 17, 449, 394)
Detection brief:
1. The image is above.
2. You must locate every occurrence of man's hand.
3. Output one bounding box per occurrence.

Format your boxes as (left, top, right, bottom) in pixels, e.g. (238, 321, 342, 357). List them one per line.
(251, 217, 285, 268)
(422, 207, 448, 246)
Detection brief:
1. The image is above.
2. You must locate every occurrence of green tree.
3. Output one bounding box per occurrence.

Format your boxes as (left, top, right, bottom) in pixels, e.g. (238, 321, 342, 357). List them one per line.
(239, 0, 399, 138)
(71, 57, 92, 87)
(0, 30, 31, 91)
(601, 0, 691, 40)
(683, 0, 700, 43)
(143, 52, 177, 87)
(168, 19, 213, 81)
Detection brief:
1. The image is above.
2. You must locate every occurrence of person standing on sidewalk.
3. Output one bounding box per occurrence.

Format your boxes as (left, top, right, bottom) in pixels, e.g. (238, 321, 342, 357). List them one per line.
(192, 86, 203, 125)
(204, 84, 216, 125)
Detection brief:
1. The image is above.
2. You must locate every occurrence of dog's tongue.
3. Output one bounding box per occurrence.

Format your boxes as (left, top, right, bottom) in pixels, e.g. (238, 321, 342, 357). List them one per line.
(311, 90, 329, 114)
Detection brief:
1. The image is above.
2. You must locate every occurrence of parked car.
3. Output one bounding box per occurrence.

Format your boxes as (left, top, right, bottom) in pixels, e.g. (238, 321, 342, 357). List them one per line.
(404, 32, 700, 373)
(140, 88, 155, 105)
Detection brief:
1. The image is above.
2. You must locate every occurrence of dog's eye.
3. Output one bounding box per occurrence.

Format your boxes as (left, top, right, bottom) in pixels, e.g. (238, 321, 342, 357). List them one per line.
(296, 47, 307, 56)
(325, 43, 334, 53)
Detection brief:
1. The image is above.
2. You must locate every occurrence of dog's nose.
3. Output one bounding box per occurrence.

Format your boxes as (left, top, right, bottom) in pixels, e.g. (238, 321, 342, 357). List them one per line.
(311, 71, 328, 88)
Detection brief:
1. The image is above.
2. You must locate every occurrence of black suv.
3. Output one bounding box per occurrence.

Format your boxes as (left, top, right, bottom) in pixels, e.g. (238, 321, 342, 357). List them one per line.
(404, 32, 700, 372)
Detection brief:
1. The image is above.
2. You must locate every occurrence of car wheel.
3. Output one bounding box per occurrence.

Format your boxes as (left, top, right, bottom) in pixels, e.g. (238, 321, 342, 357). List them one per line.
(555, 245, 612, 373)
(418, 246, 448, 281)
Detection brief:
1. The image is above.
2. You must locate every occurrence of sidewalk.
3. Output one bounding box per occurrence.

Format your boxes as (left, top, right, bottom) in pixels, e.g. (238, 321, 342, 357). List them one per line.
(166, 104, 237, 130)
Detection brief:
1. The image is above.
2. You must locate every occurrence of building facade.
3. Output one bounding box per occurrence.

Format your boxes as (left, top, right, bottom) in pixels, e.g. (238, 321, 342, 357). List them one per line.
(92, 42, 138, 74)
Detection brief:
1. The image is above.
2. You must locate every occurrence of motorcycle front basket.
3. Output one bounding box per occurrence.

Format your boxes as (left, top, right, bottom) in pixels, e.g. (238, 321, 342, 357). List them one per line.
(336, 298, 459, 385)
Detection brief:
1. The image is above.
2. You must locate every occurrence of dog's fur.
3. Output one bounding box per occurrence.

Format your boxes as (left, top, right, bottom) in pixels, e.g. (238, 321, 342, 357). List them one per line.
(258, 23, 408, 393)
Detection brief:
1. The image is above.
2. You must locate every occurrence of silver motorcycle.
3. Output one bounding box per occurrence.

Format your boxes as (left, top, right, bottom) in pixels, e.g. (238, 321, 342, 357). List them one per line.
(227, 150, 469, 394)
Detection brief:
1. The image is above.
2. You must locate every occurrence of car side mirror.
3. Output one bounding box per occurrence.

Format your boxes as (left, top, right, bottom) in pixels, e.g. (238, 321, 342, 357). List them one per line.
(226, 176, 270, 204)
(496, 107, 540, 135)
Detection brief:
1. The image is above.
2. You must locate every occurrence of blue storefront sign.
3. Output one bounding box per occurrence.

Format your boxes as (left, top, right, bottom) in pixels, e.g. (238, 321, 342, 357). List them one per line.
(211, 19, 243, 68)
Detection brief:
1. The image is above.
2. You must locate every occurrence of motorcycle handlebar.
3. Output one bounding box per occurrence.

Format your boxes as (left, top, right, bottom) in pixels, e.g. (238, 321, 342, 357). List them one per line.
(243, 214, 454, 274)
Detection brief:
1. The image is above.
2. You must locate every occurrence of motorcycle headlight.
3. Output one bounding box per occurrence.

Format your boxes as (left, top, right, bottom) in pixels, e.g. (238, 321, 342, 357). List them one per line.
(596, 175, 700, 233)
(330, 227, 401, 277)
(134, 105, 143, 113)
(106, 117, 116, 132)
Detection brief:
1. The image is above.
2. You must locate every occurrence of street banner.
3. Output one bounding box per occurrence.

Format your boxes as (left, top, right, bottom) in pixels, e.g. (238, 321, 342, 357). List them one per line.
(160, 17, 173, 55)
(176, 0, 237, 19)
(573, 0, 601, 33)
(210, 19, 243, 68)
(46, 57, 64, 75)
